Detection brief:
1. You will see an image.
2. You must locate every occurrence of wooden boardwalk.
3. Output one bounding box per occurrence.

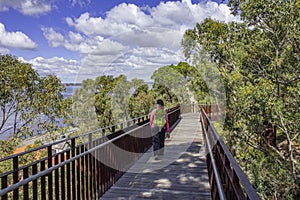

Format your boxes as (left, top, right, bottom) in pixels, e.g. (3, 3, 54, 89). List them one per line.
(100, 113, 211, 200)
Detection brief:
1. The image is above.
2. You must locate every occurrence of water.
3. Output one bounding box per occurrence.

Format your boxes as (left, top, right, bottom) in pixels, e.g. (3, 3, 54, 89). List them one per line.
(62, 85, 81, 99)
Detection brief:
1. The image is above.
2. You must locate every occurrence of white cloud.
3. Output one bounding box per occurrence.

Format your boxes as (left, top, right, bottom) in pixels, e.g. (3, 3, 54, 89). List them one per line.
(75, 47, 184, 82)
(40, 0, 238, 82)
(26, 56, 81, 83)
(0, 0, 51, 16)
(42, 27, 65, 47)
(0, 23, 37, 49)
(68, 31, 84, 43)
(69, 0, 91, 7)
(41, 27, 129, 56)
(106, 3, 154, 28)
(64, 1, 238, 49)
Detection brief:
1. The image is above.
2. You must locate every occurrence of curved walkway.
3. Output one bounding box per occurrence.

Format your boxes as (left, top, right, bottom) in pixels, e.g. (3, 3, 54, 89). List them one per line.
(100, 113, 211, 200)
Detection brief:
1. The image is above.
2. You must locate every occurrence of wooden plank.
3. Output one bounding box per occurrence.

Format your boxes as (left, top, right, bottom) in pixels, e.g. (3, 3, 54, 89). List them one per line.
(100, 113, 211, 200)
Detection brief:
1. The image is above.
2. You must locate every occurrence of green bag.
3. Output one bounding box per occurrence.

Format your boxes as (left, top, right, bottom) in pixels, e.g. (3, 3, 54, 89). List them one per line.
(154, 109, 166, 128)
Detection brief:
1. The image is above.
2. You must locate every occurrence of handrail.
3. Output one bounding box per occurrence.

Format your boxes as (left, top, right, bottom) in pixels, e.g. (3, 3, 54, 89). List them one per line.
(0, 114, 150, 162)
(0, 105, 181, 199)
(0, 122, 149, 196)
(200, 110, 226, 200)
(200, 106, 260, 200)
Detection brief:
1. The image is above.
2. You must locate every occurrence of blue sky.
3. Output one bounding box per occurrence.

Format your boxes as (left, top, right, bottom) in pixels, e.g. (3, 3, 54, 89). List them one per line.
(0, 0, 236, 83)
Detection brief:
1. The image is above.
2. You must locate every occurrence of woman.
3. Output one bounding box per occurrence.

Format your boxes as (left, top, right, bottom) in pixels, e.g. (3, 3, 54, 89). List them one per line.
(150, 99, 170, 160)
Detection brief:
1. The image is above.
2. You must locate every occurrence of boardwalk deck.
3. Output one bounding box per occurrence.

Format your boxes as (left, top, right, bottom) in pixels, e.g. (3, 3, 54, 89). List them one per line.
(100, 113, 211, 200)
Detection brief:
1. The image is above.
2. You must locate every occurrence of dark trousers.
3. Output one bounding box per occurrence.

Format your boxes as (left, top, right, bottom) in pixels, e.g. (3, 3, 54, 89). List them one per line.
(152, 127, 166, 156)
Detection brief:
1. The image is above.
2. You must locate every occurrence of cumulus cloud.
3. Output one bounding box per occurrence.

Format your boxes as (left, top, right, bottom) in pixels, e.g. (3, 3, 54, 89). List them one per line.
(41, 27, 129, 55)
(63, 0, 237, 50)
(26, 56, 81, 83)
(0, 23, 37, 49)
(0, 0, 51, 16)
(75, 47, 184, 82)
(40, 0, 238, 82)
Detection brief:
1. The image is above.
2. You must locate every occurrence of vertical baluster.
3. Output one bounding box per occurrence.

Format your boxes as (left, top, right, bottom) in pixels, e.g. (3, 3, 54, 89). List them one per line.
(40, 160, 46, 200)
(85, 150, 89, 199)
(92, 152, 96, 199)
(95, 140, 100, 199)
(32, 163, 38, 200)
(13, 156, 19, 200)
(76, 146, 81, 200)
(23, 167, 29, 200)
(47, 146, 53, 200)
(80, 145, 85, 200)
(88, 134, 93, 199)
(66, 150, 71, 200)
(71, 138, 76, 200)
(1, 175, 8, 200)
(54, 154, 59, 199)
(60, 153, 65, 200)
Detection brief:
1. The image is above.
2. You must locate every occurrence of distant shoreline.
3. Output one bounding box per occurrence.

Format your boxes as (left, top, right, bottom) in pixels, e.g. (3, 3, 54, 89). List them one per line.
(63, 83, 82, 86)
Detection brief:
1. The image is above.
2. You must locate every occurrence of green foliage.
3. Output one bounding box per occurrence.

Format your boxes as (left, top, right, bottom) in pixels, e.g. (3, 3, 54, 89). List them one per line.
(129, 78, 154, 118)
(72, 78, 99, 132)
(182, 0, 300, 199)
(0, 55, 70, 140)
(71, 75, 153, 132)
(151, 62, 211, 107)
(0, 137, 21, 173)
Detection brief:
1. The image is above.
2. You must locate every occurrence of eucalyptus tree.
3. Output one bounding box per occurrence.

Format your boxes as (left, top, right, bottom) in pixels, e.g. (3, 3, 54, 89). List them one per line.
(0, 55, 69, 155)
(128, 78, 153, 119)
(182, 0, 299, 198)
(71, 78, 98, 132)
(94, 75, 118, 131)
(151, 65, 183, 106)
(151, 62, 210, 107)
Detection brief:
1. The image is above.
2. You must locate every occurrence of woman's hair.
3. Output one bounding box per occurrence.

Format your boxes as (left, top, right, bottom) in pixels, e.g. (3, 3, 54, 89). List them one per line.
(157, 99, 164, 107)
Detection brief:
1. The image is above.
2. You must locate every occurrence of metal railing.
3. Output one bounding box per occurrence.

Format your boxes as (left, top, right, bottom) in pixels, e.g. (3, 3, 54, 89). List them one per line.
(200, 105, 260, 200)
(0, 106, 181, 200)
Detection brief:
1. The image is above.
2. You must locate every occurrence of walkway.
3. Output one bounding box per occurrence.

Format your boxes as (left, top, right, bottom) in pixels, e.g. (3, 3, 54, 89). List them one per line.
(100, 113, 211, 200)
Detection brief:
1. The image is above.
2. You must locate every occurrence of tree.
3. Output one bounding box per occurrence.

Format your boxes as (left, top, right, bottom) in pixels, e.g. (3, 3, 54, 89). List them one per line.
(151, 65, 186, 106)
(72, 75, 154, 132)
(182, 0, 299, 199)
(172, 62, 211, 104)
(94, 75, 124, 131)
(151, 62, 211, 107)
(71, 78, 98, 132)
(0, 55, 69, 141)
(129, 78, 153, 118)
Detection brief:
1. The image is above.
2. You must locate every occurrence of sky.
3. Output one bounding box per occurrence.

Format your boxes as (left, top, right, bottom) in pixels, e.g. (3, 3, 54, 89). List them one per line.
(0, 0, 238, 83)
